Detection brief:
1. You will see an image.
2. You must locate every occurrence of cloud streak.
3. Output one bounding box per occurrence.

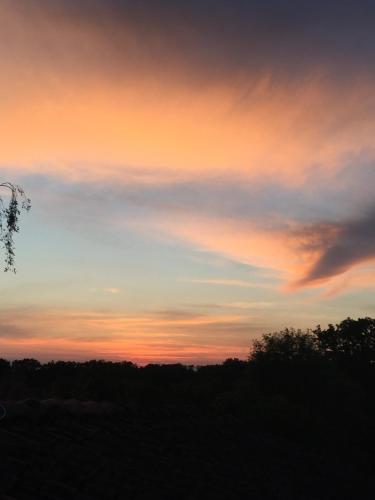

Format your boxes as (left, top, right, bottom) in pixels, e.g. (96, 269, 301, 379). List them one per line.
(180, 278, 271, 289)
(0, 307, 263, 364)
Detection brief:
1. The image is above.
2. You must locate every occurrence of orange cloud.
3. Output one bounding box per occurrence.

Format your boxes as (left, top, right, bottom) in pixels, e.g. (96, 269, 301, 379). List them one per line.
(1, 0, 375, 186)
(135, 212, 367, 291)
(1, 77, 375, 187)
(141, 214, 311, 281)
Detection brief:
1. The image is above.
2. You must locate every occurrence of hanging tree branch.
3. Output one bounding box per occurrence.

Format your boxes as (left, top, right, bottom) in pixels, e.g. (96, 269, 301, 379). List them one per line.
(0, 183, 31, 272)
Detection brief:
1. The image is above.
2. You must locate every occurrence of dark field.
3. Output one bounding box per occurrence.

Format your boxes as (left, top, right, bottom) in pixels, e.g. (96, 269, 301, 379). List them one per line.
(1, 318, 375, 499)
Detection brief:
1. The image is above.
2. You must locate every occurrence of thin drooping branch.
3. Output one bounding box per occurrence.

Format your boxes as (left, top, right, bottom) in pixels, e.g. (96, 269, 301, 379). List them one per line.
(0, 183, 31, 272)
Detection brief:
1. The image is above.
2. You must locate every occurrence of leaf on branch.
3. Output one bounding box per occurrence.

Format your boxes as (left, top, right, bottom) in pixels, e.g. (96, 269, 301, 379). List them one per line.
(0, 183, 31, 272)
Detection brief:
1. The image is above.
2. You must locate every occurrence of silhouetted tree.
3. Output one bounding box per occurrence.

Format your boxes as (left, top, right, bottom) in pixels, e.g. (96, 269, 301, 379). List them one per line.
(0, 183, 31, 272)
(12, 358, 41, 374)
(250, 328, 319, 363)
(314, 317, 375, 365)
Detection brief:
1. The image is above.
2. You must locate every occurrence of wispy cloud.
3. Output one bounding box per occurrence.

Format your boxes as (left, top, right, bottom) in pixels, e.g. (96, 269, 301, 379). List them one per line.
(89, 287, 121, 294)
(224, 301, 274, 309)
(180, 278, 272, 289)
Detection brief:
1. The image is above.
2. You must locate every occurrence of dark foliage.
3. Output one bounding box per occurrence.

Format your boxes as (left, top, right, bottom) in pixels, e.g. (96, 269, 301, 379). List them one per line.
(1, 318, 375, 499)
(0, 182, 31, 272)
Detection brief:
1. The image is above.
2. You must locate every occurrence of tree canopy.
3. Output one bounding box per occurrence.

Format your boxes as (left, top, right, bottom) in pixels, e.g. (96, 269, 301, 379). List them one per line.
(250, 317, 375, 368)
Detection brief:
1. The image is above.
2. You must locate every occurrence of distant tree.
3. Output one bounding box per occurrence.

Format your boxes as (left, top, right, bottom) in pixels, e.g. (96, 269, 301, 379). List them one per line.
(12, 358, 41, 373)
(0, 183, 31, 272)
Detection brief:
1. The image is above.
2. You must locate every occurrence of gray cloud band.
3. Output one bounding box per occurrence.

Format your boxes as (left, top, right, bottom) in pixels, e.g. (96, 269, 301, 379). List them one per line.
(299, 210, 375, 285)
(8, 0, 375, 83)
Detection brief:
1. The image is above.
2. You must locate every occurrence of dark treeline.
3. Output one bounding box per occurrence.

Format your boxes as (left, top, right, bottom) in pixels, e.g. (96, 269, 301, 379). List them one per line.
(1, 317, 375, 499)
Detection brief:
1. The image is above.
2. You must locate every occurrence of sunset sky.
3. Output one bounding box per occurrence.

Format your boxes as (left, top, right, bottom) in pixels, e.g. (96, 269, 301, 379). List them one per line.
(1, 0, 375, 364)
